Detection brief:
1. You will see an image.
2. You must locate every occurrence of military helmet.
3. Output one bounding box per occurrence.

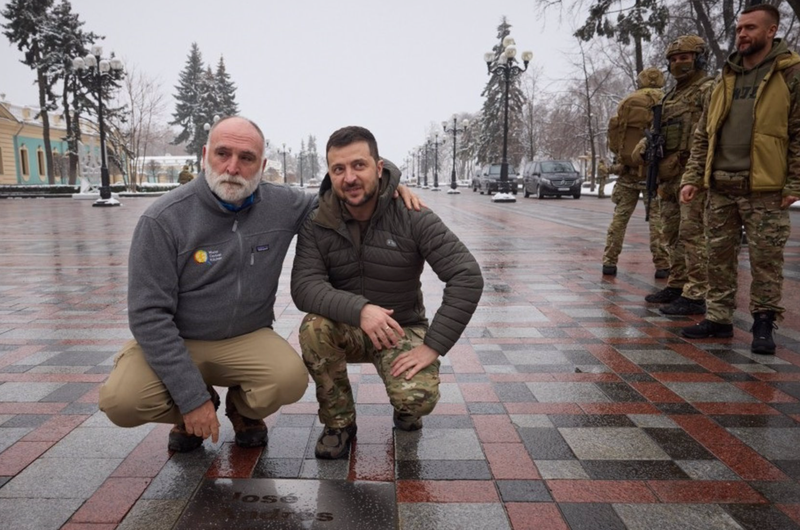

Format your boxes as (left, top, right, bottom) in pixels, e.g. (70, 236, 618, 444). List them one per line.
(637, 67, 665, 89)
(666, 35, 707, 58)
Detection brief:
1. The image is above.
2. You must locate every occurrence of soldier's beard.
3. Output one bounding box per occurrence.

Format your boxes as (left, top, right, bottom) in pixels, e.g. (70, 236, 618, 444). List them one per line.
(739, 36, 767, 57)
(206, 167, 261, 205)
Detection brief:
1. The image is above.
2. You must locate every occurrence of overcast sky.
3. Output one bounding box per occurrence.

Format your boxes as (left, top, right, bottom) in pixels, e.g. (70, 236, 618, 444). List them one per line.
(1, 0, 585, 165)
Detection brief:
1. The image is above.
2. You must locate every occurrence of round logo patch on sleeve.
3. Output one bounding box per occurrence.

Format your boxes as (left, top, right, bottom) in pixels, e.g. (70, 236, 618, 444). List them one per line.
(193, 250, 209, 264)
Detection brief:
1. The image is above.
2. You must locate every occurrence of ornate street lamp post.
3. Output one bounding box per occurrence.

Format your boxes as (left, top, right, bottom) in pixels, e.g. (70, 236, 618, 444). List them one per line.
(443, 117, 469, 195)
(484, 36, 532, 203)
(279, 143, 291, 184)
(72, 45, 124, 207)
(422, 141, 430, 189)
(298, 149, 306, 187)
(411, 150, 416, 186)
(431, 134, 443, 191)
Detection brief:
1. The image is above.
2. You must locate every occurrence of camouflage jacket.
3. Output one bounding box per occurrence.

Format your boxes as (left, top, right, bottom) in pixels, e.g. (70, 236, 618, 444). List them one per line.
(682, 41, 800, 195)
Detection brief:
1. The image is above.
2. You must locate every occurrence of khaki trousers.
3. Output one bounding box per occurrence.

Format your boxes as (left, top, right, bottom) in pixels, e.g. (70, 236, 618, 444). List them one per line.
(99, 328, 308, 427)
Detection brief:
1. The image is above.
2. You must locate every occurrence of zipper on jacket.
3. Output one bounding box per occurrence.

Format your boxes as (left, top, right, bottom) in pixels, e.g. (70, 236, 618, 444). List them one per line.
(232, 219, 238, 232)
(250, 246, 254, 266)
(225, 214, 243, 337)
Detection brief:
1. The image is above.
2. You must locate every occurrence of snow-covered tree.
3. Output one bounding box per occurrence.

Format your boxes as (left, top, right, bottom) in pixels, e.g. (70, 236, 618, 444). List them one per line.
(214, 55, 238, 118)
(2, 0, 57, 183)
(171, 43, 205, 164)
(307, 134, 321, 179)
(43, 0, 98, 184)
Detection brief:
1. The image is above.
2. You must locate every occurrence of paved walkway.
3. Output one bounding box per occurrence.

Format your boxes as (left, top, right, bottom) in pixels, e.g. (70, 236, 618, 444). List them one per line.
(2, 189, 800, 529)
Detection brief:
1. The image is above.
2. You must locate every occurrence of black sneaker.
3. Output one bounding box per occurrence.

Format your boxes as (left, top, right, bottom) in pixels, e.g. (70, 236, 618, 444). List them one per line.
(602, 265, 617, 276)
(655, 268, 669, 279)
(645, 287, 682, 304)
(168, 387, 220, 453)
(225, 390, 268, 448)
(393, 410, 422, 431)
(660, 297, 706, 316)
(315, 423, 357, 459)
(681, 319, 734, 339)
(751, 311, 776, 355)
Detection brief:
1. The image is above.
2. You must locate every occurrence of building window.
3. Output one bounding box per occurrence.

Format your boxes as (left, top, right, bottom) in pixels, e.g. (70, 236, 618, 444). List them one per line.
(37, 149, 45, 177)
(20, 147, 29, 176)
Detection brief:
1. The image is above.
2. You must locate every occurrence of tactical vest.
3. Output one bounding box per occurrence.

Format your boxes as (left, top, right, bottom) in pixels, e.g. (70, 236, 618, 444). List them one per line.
(607, 87, 664, 167)
(658, 76, 715, 180)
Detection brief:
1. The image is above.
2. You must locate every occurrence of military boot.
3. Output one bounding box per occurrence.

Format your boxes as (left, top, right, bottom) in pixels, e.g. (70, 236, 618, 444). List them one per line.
(751, 311, 777, 355)
(602, 264, 617, 276)
(681, 319, 734, 339)
(315, 423, 357, 459)
(393, 410, 423, 431)
(168, 386, 220, 453)
(225, 389, 268, 448)
(660, 296, 706, 316)
(645, 287, 682, 304)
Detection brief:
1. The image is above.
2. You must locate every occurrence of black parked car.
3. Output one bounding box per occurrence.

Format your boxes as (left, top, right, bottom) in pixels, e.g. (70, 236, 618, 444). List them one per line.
(473, 164, 521, 195)
(522, 160, 582, 199)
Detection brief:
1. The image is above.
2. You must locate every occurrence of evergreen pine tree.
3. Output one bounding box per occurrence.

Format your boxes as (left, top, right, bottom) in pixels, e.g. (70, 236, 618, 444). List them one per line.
(307, 134, 321, 179)
(2, 0, 57, 183)
(171, 43, 205, 164)
(476, 17, 526, 169)
(214, 55, 238, 117)
(43, 0, 98, 184)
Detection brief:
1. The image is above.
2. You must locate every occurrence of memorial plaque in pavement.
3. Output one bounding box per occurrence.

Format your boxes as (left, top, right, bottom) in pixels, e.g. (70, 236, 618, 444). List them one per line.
(175, 478, 396, 529)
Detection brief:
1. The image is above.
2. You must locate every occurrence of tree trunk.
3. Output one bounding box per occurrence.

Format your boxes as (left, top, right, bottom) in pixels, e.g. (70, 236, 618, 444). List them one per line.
(634, 35, 644, 74)
(690, 0, 726, 69)
(786, 0, 800, 30)
(35, 63, 55, 185)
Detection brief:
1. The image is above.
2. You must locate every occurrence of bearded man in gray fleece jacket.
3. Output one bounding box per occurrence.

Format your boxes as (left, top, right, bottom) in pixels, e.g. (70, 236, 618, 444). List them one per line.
(291, 126, 483, 460)
(99, 117, 421, 452)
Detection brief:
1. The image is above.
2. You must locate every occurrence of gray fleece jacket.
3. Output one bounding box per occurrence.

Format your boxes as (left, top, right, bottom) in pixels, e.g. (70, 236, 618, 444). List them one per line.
(127, 174, 317, 414)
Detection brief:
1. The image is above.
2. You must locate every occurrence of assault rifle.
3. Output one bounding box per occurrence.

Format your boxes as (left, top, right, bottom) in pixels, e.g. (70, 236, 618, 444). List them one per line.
(644, 103, 664, 222)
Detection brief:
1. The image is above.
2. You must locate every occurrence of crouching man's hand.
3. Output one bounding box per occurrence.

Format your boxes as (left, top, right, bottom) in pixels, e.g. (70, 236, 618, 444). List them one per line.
(182, 399, 220, 443)
(391, 344, 439, 380)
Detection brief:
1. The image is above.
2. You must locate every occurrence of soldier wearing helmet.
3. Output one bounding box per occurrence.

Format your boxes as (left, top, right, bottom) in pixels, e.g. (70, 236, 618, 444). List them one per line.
(642, 35, 715, 315)
(602, 66, 669, 277)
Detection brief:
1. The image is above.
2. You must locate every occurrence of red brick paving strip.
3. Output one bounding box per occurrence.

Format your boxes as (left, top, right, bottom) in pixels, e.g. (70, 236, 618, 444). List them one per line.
(69, 477, 151, 523)
(0, 441, 54, 475)
(506, 503, 570, 530)
(111, 424, 172, 478)
(205, 442, 263, 479)
(647, 480, 767, 503)
(482, 443, 540, 480)
(547, 480, 658, 503)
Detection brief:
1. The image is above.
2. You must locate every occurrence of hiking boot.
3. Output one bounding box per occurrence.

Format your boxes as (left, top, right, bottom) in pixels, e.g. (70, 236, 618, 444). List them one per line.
(393, 410, 423, 431)
(315, 423, 357, 459)
(681, 319, 734, 339)
(645, 287, 682, 304)
(660, 296, 706, 316)
(168, 386, 220, 453)
(751, 311, 777, 355)
(655, 268, 669, 279)
(602, 264, 617, 276)
(225, 390, 268, 448)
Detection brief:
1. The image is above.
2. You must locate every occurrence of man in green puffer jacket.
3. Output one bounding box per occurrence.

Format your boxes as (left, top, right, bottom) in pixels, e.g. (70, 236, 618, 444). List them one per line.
(291, 126, 483, 459)
(680, 4, 800, 354)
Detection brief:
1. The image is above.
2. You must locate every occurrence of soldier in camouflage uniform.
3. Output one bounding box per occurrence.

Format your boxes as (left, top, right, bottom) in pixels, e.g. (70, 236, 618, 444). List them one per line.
(641, 36, 716, 314)
(597, 158, 609, 198)
(681, 4, 800, 354)
(292, 126, 483, 459)
(602, 67, 670, 277)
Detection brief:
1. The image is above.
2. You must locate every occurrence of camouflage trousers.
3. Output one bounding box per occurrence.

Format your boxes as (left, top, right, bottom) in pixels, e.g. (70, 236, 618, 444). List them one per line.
(298, 314, 440, 429)
(603, 178, 669, 269)
(659, 179, 709, 298)
(705, 190, 789, 324)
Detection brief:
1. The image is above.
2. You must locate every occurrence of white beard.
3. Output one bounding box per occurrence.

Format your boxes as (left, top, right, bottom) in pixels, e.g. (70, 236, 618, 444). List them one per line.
(206, 167, 261, 205)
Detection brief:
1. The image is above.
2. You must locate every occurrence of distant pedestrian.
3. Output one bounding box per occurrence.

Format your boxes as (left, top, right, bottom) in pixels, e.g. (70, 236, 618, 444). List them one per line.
(680, 4, 800, 354)
(597, 158, 609, 198)
(178, 165, 194, 185)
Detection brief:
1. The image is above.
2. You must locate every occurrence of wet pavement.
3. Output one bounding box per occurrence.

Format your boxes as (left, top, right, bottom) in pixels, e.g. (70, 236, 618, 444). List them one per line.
(2, 188, 800, 529)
